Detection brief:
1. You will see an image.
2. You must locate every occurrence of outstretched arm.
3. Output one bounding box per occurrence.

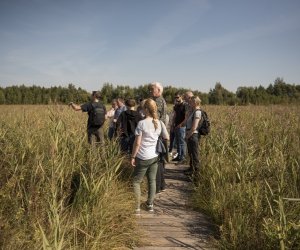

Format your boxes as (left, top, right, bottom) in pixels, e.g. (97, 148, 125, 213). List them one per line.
(69, 102, 82, 111)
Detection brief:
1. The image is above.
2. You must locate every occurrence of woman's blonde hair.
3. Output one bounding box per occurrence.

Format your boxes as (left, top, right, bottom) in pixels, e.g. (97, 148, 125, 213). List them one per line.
(191, 96, 201, 106)
(142, 98, 159, 130)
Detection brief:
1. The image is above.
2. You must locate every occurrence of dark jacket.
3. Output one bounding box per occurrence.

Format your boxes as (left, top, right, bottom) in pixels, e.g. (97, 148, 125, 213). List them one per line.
(116, 110, 142, 137)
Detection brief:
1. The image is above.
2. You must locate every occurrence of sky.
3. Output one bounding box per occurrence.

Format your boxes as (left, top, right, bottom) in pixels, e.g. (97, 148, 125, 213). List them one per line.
(0, 0, 300, 93)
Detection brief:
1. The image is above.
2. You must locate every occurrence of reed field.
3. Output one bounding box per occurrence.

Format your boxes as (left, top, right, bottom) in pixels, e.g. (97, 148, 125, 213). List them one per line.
(0, 105, 139, 249)
(1, 104, 299, 249)
(194, 105, 300, 249)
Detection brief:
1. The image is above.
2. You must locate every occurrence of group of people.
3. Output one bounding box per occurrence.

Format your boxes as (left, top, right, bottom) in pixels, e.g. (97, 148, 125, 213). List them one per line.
(69, 82, 203, 213)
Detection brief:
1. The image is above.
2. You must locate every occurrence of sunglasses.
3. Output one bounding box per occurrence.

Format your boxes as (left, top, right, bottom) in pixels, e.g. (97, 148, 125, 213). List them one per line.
(175, 96, 180, 99)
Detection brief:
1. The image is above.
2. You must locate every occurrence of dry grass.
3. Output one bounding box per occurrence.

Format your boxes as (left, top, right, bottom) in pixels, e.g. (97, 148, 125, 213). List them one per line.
(0, 105, 139, 249)
(193, 105, 300, 249)
(2, 104, 299, 249)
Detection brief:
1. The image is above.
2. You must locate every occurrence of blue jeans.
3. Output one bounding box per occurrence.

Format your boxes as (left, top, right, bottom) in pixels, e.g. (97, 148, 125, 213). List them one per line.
(168, 129, 176, 152)
(175, 127, 186, 160)
(133, 157, 158, 209)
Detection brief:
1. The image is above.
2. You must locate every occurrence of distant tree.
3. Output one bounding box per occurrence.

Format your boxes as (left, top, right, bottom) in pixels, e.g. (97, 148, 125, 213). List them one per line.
(0, 88, 5, 104)
(100, 83, 114, 103)
(5, 86, 21, 104)
(1, 80, 299, 105)
(209, 82, 236, 105)
(135, 84, 151, 100)
(254, 85, 269, 105)
(237, 87, 250, 105)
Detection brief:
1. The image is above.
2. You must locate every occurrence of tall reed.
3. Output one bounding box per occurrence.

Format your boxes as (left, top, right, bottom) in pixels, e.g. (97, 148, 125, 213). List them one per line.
(193, 105, 300, 249)
(0, 105, 138, 249)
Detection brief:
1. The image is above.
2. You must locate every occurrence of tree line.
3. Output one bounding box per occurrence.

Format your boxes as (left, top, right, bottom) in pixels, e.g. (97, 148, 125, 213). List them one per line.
(0, 78, 299, 105)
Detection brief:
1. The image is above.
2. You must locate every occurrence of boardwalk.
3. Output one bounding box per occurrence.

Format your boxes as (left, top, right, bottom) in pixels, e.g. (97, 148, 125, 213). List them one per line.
(134, 163, 216, 250)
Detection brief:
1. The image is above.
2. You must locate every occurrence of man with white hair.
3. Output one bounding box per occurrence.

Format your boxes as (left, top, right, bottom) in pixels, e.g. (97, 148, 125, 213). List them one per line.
(149, 82, 167, 125)
(149, 81, 168, 193)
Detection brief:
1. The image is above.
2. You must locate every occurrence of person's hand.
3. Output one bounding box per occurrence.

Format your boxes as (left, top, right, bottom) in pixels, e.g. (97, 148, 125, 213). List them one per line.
(185, 132, 191, 140)
(131, 158, 136, 167)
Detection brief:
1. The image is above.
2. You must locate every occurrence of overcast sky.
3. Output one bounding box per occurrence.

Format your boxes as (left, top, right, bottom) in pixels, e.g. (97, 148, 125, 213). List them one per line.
(1, 0, 300, 92)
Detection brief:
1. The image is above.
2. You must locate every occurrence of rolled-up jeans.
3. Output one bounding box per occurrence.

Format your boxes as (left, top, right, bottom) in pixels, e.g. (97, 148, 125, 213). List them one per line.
(133, 156, 158, 209)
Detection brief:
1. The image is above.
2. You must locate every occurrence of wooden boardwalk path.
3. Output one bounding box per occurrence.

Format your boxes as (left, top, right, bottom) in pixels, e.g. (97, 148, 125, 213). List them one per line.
(133, 163, 216, 250)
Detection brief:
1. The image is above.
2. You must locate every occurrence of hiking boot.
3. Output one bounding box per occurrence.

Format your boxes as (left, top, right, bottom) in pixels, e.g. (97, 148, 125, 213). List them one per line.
(146, 203, 154, 212)
(135, 208, 141, 215)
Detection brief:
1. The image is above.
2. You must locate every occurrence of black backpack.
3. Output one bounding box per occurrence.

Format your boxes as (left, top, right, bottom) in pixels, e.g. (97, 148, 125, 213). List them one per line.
(90, 102, 105, 126)
(193, 109, 210, 136)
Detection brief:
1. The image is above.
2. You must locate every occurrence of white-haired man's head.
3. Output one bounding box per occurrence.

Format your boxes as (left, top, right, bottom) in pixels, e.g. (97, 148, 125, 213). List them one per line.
(184, 91, 194, 105)
(149, 82, 163, 97)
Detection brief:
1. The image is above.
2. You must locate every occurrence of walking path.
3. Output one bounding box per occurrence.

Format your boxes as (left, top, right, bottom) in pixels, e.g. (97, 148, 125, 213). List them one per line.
(134, 163, 216, 250)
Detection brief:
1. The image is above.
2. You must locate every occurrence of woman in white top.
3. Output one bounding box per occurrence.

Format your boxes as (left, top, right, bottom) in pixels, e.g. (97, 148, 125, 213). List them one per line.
(131, 99, 169, 213)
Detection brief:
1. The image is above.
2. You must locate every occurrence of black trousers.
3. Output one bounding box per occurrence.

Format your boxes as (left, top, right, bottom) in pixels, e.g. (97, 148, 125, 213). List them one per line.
(186, 133, 200, 172)
(156, 156, 166, 192)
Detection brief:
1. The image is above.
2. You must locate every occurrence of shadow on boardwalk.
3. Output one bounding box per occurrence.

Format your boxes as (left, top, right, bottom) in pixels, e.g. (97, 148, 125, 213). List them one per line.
(134, 163, 217, 250)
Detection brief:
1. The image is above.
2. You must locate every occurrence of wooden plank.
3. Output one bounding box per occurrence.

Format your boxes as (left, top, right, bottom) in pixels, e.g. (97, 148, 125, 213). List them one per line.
(135, 163, 216, 250)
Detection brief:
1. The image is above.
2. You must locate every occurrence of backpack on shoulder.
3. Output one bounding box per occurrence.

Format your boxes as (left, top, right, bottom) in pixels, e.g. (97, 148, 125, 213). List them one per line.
(91, 102, 105, 126)
(198, 110, 210, 135)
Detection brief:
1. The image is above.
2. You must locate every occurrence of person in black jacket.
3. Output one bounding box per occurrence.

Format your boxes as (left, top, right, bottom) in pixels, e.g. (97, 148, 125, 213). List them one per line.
(116, 98, 142, 154)
(69, 91, 106, 145)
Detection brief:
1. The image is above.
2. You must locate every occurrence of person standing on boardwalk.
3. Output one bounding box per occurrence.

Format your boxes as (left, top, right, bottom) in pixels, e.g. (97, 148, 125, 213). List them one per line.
(106, 99, 117, 140)
(149, 82, 168, 192)
(184, 91, 194, 120)
(69, 91, 106, 145)
(171, 92, 188, 164)
(130, 98, 169, 213)
(185, 96, 202, 175)
(168, 105, 176, 158)
(149, 82, 167, 124)
(116, 98, 142, 154)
